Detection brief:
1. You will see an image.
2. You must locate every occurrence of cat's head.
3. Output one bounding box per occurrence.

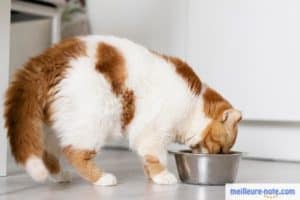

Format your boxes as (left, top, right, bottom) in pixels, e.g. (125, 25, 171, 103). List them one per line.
(190, 87, 242, 154)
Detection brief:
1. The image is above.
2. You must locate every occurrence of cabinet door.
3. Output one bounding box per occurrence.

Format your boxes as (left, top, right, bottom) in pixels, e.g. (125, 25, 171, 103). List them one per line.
(187, 0, 300, 121)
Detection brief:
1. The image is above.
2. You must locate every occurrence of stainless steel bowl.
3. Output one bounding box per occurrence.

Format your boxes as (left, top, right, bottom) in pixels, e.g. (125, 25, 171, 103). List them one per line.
(172, 150, 241, 185)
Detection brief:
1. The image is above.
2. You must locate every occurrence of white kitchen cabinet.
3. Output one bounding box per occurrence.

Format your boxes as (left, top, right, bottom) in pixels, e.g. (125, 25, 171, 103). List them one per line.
(187, 0, 300, 122)
(187, 0, 300, 161)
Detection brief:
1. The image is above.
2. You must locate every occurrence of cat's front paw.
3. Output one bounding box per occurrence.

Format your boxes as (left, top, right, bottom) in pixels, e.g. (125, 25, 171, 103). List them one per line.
(94, 173, 117, 186)
(152, 170, 177, 185)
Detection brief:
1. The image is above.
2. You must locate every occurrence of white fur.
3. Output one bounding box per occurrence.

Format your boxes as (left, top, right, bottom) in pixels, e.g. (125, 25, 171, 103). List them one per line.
(94, 173, 117, 186)
(152, 170, 177, 185)
(51, 52, 122, 150)
(49, 35, 212, 184)
(25, 156, 49, 182)
(51, 35, 210, 151)
(81, 36, 209, 148)
(175, 84, 212, 147)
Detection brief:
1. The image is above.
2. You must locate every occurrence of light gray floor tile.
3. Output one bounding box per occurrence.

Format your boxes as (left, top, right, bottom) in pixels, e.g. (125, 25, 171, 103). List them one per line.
(1, 148, 300, 200)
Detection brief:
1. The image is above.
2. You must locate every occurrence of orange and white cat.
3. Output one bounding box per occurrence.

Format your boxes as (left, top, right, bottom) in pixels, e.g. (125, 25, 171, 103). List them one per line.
(4, 35, 242, 186)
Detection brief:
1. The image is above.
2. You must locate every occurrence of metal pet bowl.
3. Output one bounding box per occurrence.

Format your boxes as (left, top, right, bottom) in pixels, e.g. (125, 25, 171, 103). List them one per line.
(172, 150, 241, 185)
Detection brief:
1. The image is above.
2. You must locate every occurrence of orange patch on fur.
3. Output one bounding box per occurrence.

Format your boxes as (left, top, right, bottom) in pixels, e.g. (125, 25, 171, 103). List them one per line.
(203, 87, 232, 120)
(144, 155, 165, 178)
(42, 151, 60, 174)
(96, 42, 126, 95)
(121, 89, 135, 130)
(63, 146, 102, 183)
(154, 52, 202, 95)
(96, 42, 135, 131)
(4, 38, 86, 164)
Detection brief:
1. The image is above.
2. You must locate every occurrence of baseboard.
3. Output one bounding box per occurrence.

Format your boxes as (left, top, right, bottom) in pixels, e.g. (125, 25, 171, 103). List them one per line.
(233, 121, 300, 162)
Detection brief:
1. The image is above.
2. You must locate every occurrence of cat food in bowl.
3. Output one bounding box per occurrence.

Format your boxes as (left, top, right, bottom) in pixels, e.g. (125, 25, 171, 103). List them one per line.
(172, 150, 241, 185)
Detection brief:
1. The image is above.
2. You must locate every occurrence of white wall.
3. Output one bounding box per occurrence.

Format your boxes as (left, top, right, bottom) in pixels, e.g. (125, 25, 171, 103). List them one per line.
(187, 0, 300, 161)
(0, 0, 11, 176)
(87, 0, 187, 58)
(187, 0, 300, 121)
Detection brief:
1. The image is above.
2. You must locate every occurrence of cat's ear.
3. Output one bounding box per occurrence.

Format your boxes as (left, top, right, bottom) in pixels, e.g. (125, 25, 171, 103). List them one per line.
(221, 109, 242, 126)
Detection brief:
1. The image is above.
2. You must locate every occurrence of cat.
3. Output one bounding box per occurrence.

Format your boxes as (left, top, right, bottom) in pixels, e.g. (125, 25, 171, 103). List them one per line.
(4, 35, 242, 185)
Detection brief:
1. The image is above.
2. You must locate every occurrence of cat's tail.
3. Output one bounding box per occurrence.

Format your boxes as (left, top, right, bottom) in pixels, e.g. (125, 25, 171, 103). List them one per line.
(4, 68, 48, 182)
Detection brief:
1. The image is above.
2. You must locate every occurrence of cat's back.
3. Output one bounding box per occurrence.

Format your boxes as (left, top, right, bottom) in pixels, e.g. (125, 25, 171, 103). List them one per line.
(77, 35, 192, 133)
(80, 35, 188, 98)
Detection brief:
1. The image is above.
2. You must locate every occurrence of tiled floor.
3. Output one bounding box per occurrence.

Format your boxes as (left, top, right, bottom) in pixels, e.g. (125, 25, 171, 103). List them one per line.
(1, 148, 300, 200)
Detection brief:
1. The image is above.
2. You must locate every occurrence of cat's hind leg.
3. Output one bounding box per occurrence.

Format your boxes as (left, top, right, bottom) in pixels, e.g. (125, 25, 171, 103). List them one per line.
(43, 126, 72, 183)
(62, 146, 117, 186)
(55, 116, 118, 186)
